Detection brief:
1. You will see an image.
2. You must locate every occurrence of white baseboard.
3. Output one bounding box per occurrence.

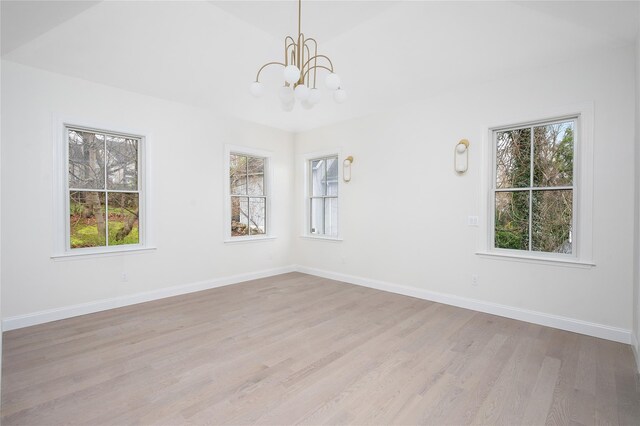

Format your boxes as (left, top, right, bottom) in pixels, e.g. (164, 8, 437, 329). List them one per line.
(2, 265, 297, 331)
(3, 264, 633, 347)
(296, 265, 633, 345)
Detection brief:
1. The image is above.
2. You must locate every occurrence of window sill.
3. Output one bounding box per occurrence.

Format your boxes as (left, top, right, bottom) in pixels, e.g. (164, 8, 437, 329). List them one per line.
(475, 251, 595, 268)
(52, 246, 157, 261)
(224, 236, 277, 244)
(300, 235, 343, 242)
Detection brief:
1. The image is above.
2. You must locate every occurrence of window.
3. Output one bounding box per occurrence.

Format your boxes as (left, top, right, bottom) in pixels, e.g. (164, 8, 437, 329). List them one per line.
(308, 155, 339, 237)
(492, 117, 576, 256)
(66, 126, 144, 251)
(227, 150, 269, 239)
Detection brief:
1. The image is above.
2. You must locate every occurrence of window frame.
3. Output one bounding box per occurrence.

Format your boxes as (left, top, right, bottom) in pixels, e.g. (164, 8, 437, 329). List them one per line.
(223, 144, 274, 243)
(301, 150, 343, 241)
(491, 116, 578, 259)
(53, 120, 152, 259)
(478, 104, 594, 267)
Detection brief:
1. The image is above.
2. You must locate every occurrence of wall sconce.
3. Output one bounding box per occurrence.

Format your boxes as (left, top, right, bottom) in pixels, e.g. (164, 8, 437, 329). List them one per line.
(454, 139, 469, 174)
(343, 156, 354, 182)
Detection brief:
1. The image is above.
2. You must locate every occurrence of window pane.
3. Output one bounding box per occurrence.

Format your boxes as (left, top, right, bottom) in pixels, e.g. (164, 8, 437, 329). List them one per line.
(496, 128, 531, 189)
(108, 192, 139, 246)
(69, 191, 106, 248)
(230, 154, 247, 195)
(247, 157, 265, 196)
(249, 197, 266, 235)
(495, 191, 529, 250)
(311, 159, 326, 196)
(324, 197, 338, 237)
(533, 121, 574, 187)
(68, 130, 105, 189)
(326, 157, 338, 196)
(310, 198, 324, 234)
(106, 136, 138, 191)
(231, 197, 249, 236)
(532, 190, 573, 254)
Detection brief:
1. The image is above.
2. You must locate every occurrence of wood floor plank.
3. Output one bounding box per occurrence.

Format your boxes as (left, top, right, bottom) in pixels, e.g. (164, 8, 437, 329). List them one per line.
(2, 272, 639, 425)
(521, 355, 562, 425)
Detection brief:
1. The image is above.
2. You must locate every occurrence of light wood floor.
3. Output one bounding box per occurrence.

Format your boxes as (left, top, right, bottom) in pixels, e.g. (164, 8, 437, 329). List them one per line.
(2, 272, 639, 425)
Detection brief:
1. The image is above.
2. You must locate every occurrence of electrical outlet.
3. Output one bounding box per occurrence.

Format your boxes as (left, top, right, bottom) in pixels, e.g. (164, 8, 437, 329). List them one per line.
(468, 216, 479, 227)
(471, 275, 478, 286)
(121, 273, 128, 282)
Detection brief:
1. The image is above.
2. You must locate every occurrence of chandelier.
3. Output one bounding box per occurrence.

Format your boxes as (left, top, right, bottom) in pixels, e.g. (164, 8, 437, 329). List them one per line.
(249, 0, 346, 111)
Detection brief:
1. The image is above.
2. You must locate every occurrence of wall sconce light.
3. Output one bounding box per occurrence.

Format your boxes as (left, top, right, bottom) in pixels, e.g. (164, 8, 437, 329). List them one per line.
(454, 139, 469, 174)
(343, 155, 354, 182)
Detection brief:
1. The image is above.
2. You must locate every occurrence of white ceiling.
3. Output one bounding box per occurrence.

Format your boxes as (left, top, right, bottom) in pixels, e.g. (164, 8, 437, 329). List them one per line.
(1, 0, 101, 55)
(212, 1, 398, 42)
(1, 1, 638, 132)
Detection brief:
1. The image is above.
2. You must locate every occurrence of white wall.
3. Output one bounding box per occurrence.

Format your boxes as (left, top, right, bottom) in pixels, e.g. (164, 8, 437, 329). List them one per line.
(294, 46, 636, 335)
(2, 45, 638, 347)
(634, 14, 640, 370)
(1, 61, 294, 321)
(0, 9, 3, 398)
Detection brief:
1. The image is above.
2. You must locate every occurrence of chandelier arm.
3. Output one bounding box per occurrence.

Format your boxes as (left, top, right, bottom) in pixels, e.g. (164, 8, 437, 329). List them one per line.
(304, 44, 311, 86)
(285, 36, 297, 66)
(255, 61, 286, 82)
(304, 38, 318, 88)
(284, 39, 289, 66)
(301, 54, 334, 74)
(301, 64, 333, 81)
(285, 42, 296, 66)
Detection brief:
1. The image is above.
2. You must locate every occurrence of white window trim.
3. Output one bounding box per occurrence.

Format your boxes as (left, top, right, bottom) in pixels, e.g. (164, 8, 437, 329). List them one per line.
(476, 103, 594, 267)
(52, 115, 155, 259)
(300, 149, 343, 241)
(223, 144, 274, 243)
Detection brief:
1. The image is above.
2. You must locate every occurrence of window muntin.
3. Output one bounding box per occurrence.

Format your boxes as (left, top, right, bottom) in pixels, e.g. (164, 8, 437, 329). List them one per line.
(493, 118, 575, 255)
(67, 127, 141, 250)
(309, 156, 338, 237)
(229, 153, 267, 237)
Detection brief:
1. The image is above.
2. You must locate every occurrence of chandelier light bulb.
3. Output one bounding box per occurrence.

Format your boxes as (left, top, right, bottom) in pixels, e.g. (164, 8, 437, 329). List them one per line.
(301, 99, 314, 110)
(333, 88, 347, 104)
(281, 98, 295, 112)
(249, 81, 264, 98)
(308, 88, 322, 105)
(294, 84, 310, 101)
(325, 73, 341, 90)
(278, 86, 294, 103)
(284, 65, 301, 85)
